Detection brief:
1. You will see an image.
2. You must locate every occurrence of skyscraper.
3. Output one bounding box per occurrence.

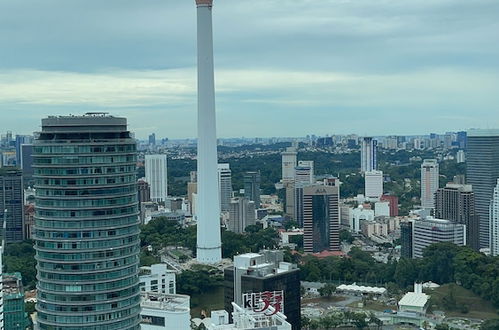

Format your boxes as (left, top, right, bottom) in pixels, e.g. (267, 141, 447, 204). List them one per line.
(490, 179, 499, 256)
(228, 197, 255, 234)
(364, 170, 383, 199)
(195, 0, 222, 263)
(360, 137, 377, 173)
(421, 159, 439, 209)
(466, 129, 499, 248)
(435, 183, 479, 250)
(411, 217, 466, 258)
(400, 221, 413, 258)
(33, 114, 141, 329)
(218, 163, 232, 212)
(295, 160, 314, 184)
(243, 171, 260, 208)
(303, 184, 340, 253)
(145, 154, 168, 203)
(281, 147, 297, 182)
(0, 168, 24, 243)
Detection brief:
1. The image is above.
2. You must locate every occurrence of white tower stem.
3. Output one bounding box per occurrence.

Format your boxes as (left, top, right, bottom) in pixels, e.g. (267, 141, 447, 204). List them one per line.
(196, 0, 222, 263)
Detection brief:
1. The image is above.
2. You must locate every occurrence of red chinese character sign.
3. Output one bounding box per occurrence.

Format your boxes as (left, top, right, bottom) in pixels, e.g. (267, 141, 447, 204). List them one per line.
(242, 291, 284, 316)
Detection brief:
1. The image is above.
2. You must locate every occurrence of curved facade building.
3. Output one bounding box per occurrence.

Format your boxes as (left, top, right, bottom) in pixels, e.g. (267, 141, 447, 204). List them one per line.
(33, 114, 141, 329)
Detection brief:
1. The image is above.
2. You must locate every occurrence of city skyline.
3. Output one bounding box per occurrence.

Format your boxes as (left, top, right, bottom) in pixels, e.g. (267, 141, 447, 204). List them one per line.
(1, 0, 498, 138)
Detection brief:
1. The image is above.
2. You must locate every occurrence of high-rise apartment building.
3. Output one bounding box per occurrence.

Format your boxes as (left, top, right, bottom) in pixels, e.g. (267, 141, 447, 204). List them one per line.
(224, 251, 300, 330)
(228, 197, 255, 234)
(490, 179, 499, 256)
(0, 168, 24, 243)
(303, 184, 340, 253)
(145, 154, 168, 203)
(281, 147, 297, 182)
(218, 163, 232, 212)
(435, 183, 479, 250)
(421, 159, 439, 209)
(243, 171, 260, 208)
(466, 129, 499, 248)
(412, 217, 466, 258)
(360, 137, 377, 173)
(33, 114, 141, 329)
(364, 170, 383, 199)
(295, 160, 314, 184)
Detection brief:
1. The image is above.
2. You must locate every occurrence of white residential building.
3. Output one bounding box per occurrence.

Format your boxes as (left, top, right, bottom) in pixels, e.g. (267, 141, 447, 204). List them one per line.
(490, 179, 499, 256)
(365, 170, 383, 199)
(139, 264, 176, 295)
(145, 154, 168, 202)
(421, 159, 439, 209)
(218, 163, 233, 212)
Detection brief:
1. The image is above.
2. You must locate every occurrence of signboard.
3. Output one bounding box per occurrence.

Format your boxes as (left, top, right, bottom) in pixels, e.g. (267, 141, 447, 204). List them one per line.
(242, 290, 284, 316)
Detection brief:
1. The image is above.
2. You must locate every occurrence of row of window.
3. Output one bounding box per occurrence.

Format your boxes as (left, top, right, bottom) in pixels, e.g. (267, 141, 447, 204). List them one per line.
(34, 144, 135, 154)
(38, 295, 140, 314)
(39, 265, 137, 283)
(35, 225, 138, 239)
(38, 256, 138, 273)
(37, 245, 139, 261)
(36, 235, 139, 251)
(38, 283, 138, 304)
(36, 185, 136, 197)
(33, 155, 136, 165)
(36, 206, 138, 218)
(36, 195, 137, 208)
(34, 165, 135, 176)
(38, 275, 138, 293)
(37, 307, 140, 328)
(35, 216, 139, 230)
(35, 175, 136, 187)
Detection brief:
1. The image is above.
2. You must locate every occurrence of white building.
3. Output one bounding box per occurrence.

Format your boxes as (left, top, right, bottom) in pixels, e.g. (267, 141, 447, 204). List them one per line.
(350, 205, 375, 233)
(398, 283, 429, 314)
(421, 159, 439, 209)
(139, 264, 176, 295)
(361, 137, 377, 173)
(490, 179, 499, 256)
(365, 170, 383, 199)
(218, 163, 232, 212)
(295, 160, 314, 184)
(412, 217, 466, 258)
(374, 201, 390, 217)
(228, 197, 255, 234)
(456, 150, 465, 163)
(145, 154, 168, 203)
(140, 292, 190, 330)
(281, 147, 297, 182)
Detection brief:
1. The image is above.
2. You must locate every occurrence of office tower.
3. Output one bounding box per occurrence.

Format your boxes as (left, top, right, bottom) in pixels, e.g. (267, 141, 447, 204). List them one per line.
(228, 197, 255, 234)
(0, 168, 24, 243)
(380, 195, 399, 216)
(364, 170, 383, 199)
(435, 183, 479, 250)
(295, 160, 314, 184)
(360, 137, 377, 173)
(400, 221, 413, 258)
(421, 159, 439, 209)
(490, 179, 499, 256)
(303, 184, 340, 253)
(196, 0, 222, 263)
(15, 135, 33, 167)
(2, 272, 28, 329)
(33, 114, 141, 329)
(218, 163, 232, 212)
(224, 251, 301, 330)
(145, 154, 168, 203)
(456, 150, 465, 163)
(137, 179, 151, 204)
(466, 129, 499, 248)
(148, 133, 156, 146)
(243, 171, 261, 208)
(281, 147, 297, 182)
(412, 217, 466, 258)
(457, 131, 467, 149)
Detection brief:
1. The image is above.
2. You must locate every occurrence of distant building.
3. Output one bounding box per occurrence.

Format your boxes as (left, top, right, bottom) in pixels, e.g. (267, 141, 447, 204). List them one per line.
(243, 171, 261, 208)
(2, 272, 28, 330)
(140, 292, 190, 330)
(139, 264, 176, 295)
(224, 251, 300, 330)
(456, 150, 465, 163)
(350, 205, 375, 233)
(20, 144, 34, 179)
(218, 163, 232, 212)
(380, 195, 399, 216)
(138, 178, 151, 203)
(412, 217, 466, 258)
(435, 183, 479, 251)
(281, 147, 297, 182)
(466, 129, 499, 248)
(187, 171, 197, 215)
(360, 137, 377, 173)
(303, 184, 340, 252)
(295, 161, 314, 184)
(0, 167, 24, 243)
(146, 154, 168, 202)
(421, 159, 439, 209)
(398, 283, 429, 314)
(228, 198, 255, 234)
(490, 179, 499, 256)
(148, 133, 156, 146)
(365, 170, 383, 199)
(400, 221, 413, 258)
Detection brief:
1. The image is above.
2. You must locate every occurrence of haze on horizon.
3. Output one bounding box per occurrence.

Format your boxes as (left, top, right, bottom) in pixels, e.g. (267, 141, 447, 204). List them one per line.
(0, 0, 498, 139)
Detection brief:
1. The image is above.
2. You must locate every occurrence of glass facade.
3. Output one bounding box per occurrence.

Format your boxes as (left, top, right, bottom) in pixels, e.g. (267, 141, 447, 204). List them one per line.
(33, 115, 141, 330)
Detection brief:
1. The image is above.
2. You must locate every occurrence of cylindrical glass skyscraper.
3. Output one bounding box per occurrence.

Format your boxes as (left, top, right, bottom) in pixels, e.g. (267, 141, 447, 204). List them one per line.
(33, 114, 141, 329)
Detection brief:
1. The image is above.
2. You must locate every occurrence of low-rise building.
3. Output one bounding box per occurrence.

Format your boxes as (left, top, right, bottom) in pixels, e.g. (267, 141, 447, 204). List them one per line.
(139, 264, 176, 295)
(398, 283, 429, 314)
(140, 292, 190, 330)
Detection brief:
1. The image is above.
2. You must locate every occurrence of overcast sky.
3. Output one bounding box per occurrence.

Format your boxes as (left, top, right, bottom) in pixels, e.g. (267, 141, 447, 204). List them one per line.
(1, 0, 498, 139)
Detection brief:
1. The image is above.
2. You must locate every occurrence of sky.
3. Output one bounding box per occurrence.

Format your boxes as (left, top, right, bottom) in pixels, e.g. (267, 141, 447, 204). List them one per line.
(0, 0, 498, 139)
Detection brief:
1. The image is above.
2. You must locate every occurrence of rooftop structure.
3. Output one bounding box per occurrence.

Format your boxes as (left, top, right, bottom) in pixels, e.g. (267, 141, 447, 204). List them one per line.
(336, 284, 387, 296)
(398, 283, 429, 314)
(140, 292, 190, 330)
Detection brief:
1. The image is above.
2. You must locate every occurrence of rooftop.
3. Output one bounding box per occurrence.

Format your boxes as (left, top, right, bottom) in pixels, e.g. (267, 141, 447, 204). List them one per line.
(398, 292, 429, 308)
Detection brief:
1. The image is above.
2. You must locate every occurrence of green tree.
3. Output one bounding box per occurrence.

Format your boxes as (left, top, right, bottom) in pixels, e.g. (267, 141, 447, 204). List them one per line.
(318, 283, 336, 298)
